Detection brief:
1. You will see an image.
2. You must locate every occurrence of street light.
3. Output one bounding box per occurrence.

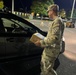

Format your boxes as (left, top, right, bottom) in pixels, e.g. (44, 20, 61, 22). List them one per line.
(70, 0, 76, 20)
(12, 0, 14, 13)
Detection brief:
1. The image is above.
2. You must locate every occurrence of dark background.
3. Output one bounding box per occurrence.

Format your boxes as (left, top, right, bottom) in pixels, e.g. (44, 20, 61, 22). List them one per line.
(3, 0, 76, 12)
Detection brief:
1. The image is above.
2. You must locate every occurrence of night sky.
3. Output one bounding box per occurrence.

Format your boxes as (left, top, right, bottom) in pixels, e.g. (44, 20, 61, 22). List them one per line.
(54, 0, 76, 11)
(3, 0, 76, 12)
(3, 0, 33, 11)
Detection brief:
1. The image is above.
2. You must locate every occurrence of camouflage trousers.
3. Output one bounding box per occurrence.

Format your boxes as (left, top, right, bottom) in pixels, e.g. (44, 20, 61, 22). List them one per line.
(40, 50, 58, 75)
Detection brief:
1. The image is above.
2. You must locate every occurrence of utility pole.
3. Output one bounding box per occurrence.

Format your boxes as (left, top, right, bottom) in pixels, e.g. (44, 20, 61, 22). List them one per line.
(70, 0, 76, 20)
(12, 0, 14, 13)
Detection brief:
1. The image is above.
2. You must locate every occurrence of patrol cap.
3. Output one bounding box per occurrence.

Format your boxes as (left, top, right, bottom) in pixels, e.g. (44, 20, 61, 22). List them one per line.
(47, 4, 59, 12)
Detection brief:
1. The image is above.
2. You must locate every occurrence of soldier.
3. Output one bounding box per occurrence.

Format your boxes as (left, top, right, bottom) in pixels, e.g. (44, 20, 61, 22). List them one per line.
(34, 4, 64, 75)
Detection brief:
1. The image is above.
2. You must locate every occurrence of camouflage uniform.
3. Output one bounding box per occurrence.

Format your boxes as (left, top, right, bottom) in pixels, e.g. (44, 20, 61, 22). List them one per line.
(40, 17, 64, 75)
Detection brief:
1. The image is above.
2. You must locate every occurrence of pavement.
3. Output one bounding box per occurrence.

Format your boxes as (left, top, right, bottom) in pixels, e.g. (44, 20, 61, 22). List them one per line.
(57, 53, 76, 75)
(57, 28, 76, 75)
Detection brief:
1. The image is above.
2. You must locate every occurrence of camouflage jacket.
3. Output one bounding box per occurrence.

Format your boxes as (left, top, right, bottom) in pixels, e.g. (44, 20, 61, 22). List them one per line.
(40, 17, 64, 49)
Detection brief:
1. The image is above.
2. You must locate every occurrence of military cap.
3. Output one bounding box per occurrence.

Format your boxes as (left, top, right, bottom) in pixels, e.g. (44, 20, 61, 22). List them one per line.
(47, 4, 59, 12)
